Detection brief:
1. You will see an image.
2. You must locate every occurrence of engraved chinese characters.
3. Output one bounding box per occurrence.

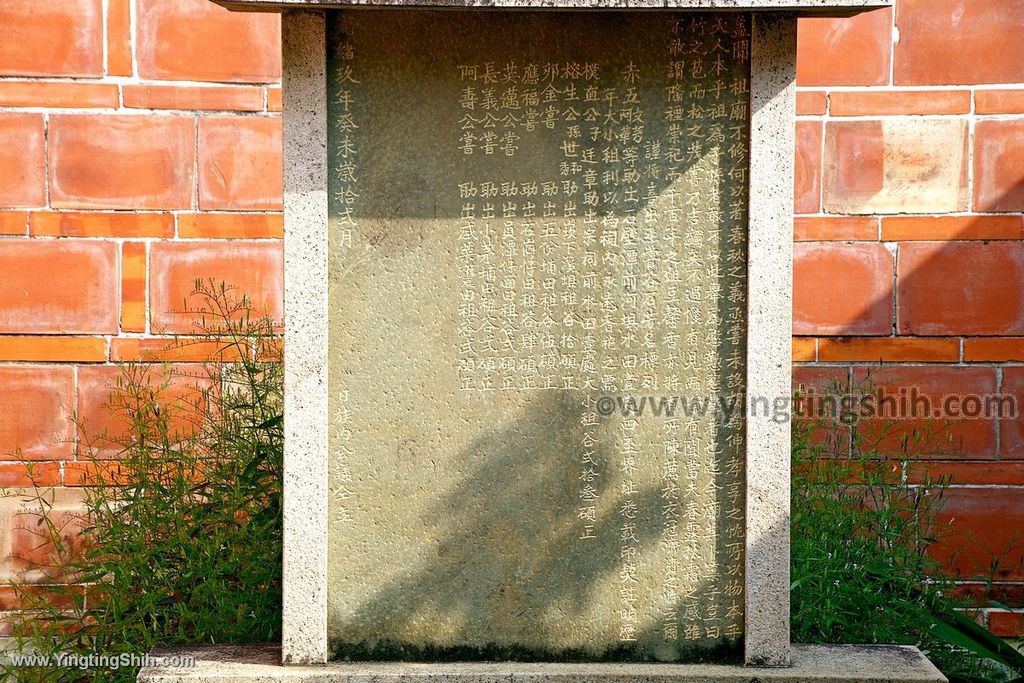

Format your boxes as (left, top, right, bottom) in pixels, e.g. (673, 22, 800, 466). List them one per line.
(327, 11, 749, 663)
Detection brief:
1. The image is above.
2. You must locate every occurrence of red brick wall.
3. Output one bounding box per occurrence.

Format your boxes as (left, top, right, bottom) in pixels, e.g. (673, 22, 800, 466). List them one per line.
(0, 0, 1020, 636)
(796, 1, 1024, 635)
(0, 0, 285, 632)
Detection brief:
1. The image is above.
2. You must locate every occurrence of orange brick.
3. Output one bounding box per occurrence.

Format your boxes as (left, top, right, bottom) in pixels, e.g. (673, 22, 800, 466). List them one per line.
(178, 213, 283, 239)
(63, 461, 131, 487)
(793, 366, 850, 396)
(76, 365, 210, 453)
(823, 119, 969, 214)
(0, 366, 75, 460)
(0, 584, 81, 613)
(829, 90, 970, 116)
(797, 8, 892, 86)
(121, 243, 147, 334)
(882, 216, 1023, 241)
(794, 242, 893, 336)
(795, 121, 822, 215)
(0, 463, 60, 488)
(0, 114, 45, 209)
(854, 365, 998, 458)
(149, 241, 283, 334)
(107, 0, 133, 76)
(0, 82, 118, 108)
(975, 90, 1024, 115)
(818, 338, 959, 362)
(974, 120, 1024, 213)
(825, 122, 886, 212)
(998, 368, 1024, 458)
(989, 612, 1024, 638)
(0, 212, 27, 235)
(261, 337, 284, 363)
(964, 338, 1024, 362)
(74, 365, 136, 447)
(792, 338, 816, 362)
(0, 0, 103, 77)
(907, 461, 1024, 487)
(895, 0, 1024, 85)
(946, 584, 1024, 609)
(0, 337, 106, 363)
(137, 0, 280, 83)
(30, 212, 174, 238)
(898, 242, 1024, 336)
(796, 91, 826, 116)
(931, 488, 1024, 581)
(111, 338, 244, 363)
(794, 216, 877, 241)
(198, 117, 283, 211)
(8, 504, 86, 579)
(48, 115, 195, 211)
(792, 366, 853, 450)
(268, 87, 282, 112)
(123, 85, 264, 112)
(0, 240, 118, 334)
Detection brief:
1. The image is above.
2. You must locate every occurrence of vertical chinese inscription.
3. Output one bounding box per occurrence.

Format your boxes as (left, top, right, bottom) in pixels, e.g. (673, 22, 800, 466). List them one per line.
(328, 16, 359, 530)
(328, 11, 749, 663)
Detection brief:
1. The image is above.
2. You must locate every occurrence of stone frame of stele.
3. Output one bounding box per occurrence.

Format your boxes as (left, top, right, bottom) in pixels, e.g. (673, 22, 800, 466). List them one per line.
(138, 1, 946, 682)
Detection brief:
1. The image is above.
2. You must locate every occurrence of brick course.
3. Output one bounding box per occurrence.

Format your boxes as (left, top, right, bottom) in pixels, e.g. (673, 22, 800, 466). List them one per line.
(0, 0, 1019, 628)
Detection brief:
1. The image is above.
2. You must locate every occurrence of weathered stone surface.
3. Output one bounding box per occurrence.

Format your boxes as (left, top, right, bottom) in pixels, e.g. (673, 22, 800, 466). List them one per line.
(282, 10, 330, 665)
(744, 13, 795, 667)
(326, 10, 749, 663)
(136, 644, 947, 682)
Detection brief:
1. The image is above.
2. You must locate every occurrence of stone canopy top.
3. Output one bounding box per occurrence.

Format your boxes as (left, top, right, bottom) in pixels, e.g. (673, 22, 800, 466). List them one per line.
(213, 0, 889, 16)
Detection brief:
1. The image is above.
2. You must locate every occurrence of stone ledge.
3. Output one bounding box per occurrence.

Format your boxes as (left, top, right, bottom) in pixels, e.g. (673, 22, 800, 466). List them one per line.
(137, 644, 946, 683)
(213, 0, 889, 15)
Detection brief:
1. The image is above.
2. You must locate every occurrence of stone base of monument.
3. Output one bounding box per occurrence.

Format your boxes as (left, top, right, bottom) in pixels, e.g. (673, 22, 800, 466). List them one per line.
(137, 644, 946, 683)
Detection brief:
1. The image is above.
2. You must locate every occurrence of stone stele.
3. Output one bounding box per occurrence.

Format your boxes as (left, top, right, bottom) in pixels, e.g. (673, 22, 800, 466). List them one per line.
(327, 9, 750, 664)
(136, 2, 948, 682)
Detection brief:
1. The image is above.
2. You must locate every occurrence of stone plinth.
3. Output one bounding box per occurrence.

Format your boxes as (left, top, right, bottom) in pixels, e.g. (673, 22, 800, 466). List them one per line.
(137, 644, 946, 683)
